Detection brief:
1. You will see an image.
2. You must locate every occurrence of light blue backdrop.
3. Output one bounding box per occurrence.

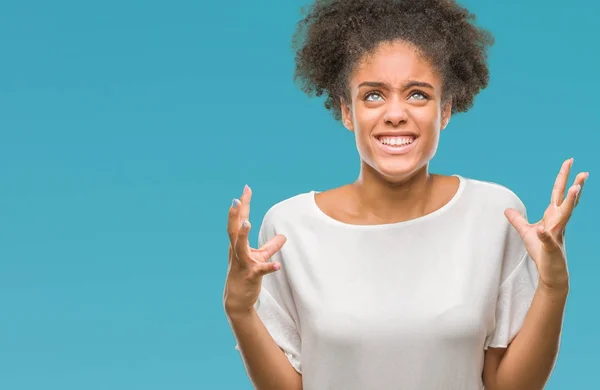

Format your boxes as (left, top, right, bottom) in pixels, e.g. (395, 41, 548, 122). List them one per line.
(0, 0, 597, 388)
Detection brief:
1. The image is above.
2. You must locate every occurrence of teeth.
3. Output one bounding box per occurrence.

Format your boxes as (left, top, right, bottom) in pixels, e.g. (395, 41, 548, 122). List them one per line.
(379, 136, 414, 146)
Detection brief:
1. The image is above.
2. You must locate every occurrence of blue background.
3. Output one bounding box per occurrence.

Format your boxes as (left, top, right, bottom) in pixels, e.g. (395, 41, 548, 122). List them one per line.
(1, 0, 598, 388)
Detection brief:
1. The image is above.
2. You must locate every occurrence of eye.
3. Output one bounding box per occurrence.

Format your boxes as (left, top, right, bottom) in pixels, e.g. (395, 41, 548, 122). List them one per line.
(364, 91, 384, 102)
(408, 91, 429, 101)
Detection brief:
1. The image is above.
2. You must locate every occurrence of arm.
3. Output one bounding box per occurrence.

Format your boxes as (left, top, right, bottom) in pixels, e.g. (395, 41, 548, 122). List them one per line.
(484, 159, 587, 389)
(224, 186, 302, 390)
(227, 308, 303, 390)
(483, 285, 567, 390)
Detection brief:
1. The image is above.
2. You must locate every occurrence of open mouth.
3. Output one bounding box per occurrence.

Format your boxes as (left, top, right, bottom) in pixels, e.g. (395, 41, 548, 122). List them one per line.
(376, 135, 416, 147)
(374, 134, 418, 155)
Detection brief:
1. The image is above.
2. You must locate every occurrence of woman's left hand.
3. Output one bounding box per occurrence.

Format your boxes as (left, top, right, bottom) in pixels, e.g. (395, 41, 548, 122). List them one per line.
(504, 158, 589, 293)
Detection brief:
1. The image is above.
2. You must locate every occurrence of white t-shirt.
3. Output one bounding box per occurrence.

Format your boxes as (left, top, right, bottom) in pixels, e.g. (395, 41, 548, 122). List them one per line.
(235, 175, 538, 390)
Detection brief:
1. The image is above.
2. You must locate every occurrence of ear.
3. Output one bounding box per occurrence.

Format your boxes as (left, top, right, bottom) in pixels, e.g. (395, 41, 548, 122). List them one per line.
(340, 98, 354, 132)
(441, 98, 452, 130)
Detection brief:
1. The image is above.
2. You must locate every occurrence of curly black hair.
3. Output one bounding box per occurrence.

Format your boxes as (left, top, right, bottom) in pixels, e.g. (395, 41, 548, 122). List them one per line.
(292, 0, 494, 121)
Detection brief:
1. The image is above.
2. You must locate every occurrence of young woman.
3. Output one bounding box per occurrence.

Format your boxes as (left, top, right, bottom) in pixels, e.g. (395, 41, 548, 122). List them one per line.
(223, 1, 588, 389)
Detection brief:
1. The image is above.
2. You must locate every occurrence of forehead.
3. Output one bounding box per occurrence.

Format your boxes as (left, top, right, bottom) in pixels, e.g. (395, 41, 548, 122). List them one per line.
(350, 40, 440, 87)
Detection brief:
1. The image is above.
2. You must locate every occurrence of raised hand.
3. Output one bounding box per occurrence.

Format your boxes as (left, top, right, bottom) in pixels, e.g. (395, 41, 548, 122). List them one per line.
(504, 158, 589, 292)
(223, 185, 287, 317)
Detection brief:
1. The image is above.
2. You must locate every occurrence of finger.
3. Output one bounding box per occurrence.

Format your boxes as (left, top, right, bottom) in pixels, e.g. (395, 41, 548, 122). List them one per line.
(575, 172, 589, 206)
(563, 174, 585, 213)
(536, 224, 559, 250)
(551, 158, 573, 206)
(234, 218, 252, 264)
(251, 261, 281, 278)
(227, 198, 242, 245)
(557, 181, 583, 230)
(504, 208, 530, 239)
(228, 244, 234, 265)
(254, 234, 287, 262)
(239, 185, 252, 229)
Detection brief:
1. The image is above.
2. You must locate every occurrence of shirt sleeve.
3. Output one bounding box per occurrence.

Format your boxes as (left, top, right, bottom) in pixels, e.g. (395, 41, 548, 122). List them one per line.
(484, 252, 538, 349)
(234, 210, 302, 374)
(484, 201, 539, 350)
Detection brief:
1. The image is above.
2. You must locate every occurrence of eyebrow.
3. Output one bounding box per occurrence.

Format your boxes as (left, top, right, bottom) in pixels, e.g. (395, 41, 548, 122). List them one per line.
(357, 80, 435, 91)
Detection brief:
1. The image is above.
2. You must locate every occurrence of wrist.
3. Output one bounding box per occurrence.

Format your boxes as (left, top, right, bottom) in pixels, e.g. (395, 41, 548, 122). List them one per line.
(537, 279, 569, 299)
(225, 303, 257, 322)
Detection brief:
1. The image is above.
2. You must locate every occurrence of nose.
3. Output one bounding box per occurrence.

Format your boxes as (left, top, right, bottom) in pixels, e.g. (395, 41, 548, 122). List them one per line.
(383, 101, 408, 126)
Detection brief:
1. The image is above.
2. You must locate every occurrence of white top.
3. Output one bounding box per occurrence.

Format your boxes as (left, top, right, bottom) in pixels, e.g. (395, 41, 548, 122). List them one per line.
(235, 176, 538, 390)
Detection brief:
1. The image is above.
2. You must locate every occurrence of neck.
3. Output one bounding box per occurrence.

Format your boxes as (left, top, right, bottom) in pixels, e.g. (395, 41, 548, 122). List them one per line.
(350, 163, 435, 224)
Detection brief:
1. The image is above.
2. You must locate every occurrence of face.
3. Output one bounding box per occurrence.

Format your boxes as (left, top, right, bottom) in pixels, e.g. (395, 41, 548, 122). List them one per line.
(341, 40, 451, 183)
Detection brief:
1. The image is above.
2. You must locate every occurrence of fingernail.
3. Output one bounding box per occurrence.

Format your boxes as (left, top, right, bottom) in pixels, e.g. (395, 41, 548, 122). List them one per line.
(232, 198, 240, 208)
(273, 263, 280, 270)
(243, 184, 250, 194)
(241, 220, 249, 229)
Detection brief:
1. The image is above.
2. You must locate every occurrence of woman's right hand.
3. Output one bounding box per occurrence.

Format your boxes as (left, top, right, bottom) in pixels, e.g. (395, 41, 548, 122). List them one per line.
(223, 185, 287, 318)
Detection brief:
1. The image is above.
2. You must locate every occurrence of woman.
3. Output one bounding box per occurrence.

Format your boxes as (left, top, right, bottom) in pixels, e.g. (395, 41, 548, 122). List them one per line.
(223, 0, 588, 389)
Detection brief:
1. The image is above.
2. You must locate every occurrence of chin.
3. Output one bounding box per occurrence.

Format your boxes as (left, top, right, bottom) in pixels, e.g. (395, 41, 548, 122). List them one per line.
(373, 160, 422, 182)
(358, 139, 432, 182)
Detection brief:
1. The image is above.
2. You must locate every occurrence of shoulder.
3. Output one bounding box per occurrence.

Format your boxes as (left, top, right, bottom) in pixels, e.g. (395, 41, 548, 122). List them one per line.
(460, 177, 530, 276)
(461, 176, 527, 216)
(259, 191, 315, 233)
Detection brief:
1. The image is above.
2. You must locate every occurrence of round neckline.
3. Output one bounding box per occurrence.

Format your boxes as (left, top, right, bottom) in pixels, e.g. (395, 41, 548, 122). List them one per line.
(308, 174, 467, 230)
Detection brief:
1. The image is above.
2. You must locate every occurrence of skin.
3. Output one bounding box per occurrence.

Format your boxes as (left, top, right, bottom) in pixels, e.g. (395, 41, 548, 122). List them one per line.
(225, 39, 589, 389)
(484, 158, 588, 390)
(316, 40, 455, 225)
(224, 186, 302, 389)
